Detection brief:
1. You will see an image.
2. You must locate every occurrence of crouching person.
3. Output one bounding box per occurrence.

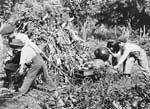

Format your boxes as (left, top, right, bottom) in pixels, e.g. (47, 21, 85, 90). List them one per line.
(113, 37, 150, 78)
(106, 39, 121, 66)
(11, 39, 56, 98)
(3, 39, 23, 90)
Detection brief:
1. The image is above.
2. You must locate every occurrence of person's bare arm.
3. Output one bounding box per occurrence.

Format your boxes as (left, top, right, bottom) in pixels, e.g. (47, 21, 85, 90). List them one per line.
(18, 49, 26, 75)
(105, 47, 121, 57)
(112, 50, 121, 57)
(114, 49, 130, 69)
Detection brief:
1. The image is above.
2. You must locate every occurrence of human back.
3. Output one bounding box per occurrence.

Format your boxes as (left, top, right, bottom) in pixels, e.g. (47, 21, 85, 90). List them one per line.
(123, 42, 144, 53)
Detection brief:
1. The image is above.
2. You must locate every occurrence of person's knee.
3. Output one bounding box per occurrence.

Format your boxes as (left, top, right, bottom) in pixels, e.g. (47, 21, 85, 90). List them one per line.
(124, 66, 132, 74)
(126, 57, 135, 65)
(19, 79, 33, 93)
(18, 87, 28, 94)
(129, 57, 135, 62)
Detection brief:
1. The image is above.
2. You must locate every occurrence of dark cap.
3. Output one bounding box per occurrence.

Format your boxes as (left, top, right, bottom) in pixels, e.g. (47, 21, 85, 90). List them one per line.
(0, 23, 15, 35)
(9, 39, 24, 47)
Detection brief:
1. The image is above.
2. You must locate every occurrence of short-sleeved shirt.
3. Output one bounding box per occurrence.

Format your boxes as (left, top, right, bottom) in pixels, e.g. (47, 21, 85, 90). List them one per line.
(9, 33, 42, 65)
(117, 43, 143, 66)
(12, 33, 42, 54)
(19, 45, 37, 65)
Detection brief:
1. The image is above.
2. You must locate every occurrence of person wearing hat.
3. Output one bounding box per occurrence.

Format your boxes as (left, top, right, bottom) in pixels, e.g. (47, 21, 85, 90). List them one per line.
(0, 23, 16, 89)
(10, 39, 56, 98)
(111, 37, 150, 77)
(3, 39, 24, 90)
(0, 23, 15, 37)
(0, 23, 49, 62)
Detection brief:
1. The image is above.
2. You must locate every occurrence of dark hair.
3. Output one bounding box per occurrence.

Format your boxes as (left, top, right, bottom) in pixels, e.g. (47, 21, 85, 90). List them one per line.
(107, 41, 114, 49)
(112, 42, 120, 53)
(107, 41, 120, 53)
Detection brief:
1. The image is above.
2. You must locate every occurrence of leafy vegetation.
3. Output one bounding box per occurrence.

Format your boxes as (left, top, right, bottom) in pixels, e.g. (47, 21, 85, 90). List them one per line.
(1, 0, 150, 109)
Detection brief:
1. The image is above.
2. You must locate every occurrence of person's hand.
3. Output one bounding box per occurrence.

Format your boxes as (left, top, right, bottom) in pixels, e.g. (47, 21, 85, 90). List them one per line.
(114, 65, 119, 69)
(18, 68, 24, 75)
(107, 48, 111, 53)
(105, 47, 113, 54)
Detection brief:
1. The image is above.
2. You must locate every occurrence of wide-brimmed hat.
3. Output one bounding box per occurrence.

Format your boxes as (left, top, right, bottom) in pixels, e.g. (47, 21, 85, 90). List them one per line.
(9, 39, 24, 47)
(0, 23, 15, 35)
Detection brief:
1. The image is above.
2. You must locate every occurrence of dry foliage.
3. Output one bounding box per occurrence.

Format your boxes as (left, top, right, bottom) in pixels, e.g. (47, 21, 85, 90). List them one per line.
(0, 0, 150, 109)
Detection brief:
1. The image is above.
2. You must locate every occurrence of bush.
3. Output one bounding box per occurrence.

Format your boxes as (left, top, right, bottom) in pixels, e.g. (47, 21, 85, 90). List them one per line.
(1, 0, 150, 109)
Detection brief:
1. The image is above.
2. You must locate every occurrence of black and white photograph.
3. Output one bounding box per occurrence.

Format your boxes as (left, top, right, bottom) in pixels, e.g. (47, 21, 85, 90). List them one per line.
(0, 0, 150, 109)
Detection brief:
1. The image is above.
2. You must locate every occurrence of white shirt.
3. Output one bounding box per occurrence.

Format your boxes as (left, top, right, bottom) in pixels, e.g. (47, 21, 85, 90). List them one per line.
(117, 43, 143, 66)
(13, 33, 30, 44)
(10, 33, 46, 74)
(13, 33, 42, 54)
(19, 45, 37, 65)
(19, 45, 37, 73)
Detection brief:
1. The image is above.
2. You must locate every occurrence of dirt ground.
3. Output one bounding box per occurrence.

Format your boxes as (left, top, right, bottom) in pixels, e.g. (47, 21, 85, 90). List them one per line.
(0, 89, 56, 109)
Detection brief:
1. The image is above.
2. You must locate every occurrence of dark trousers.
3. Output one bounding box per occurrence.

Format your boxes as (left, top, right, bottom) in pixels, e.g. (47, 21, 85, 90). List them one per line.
(19, 55, 56, 94)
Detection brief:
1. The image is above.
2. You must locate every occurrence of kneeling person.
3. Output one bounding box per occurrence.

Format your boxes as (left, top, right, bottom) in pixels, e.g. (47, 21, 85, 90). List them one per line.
(11, 39, 56, 97)
(113, 37, 150, 77)
(4, 39, 23, 90)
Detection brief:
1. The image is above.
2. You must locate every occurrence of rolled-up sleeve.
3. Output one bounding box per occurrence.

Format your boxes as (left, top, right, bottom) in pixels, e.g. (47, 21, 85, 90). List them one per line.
(19, 46, 37, 65)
